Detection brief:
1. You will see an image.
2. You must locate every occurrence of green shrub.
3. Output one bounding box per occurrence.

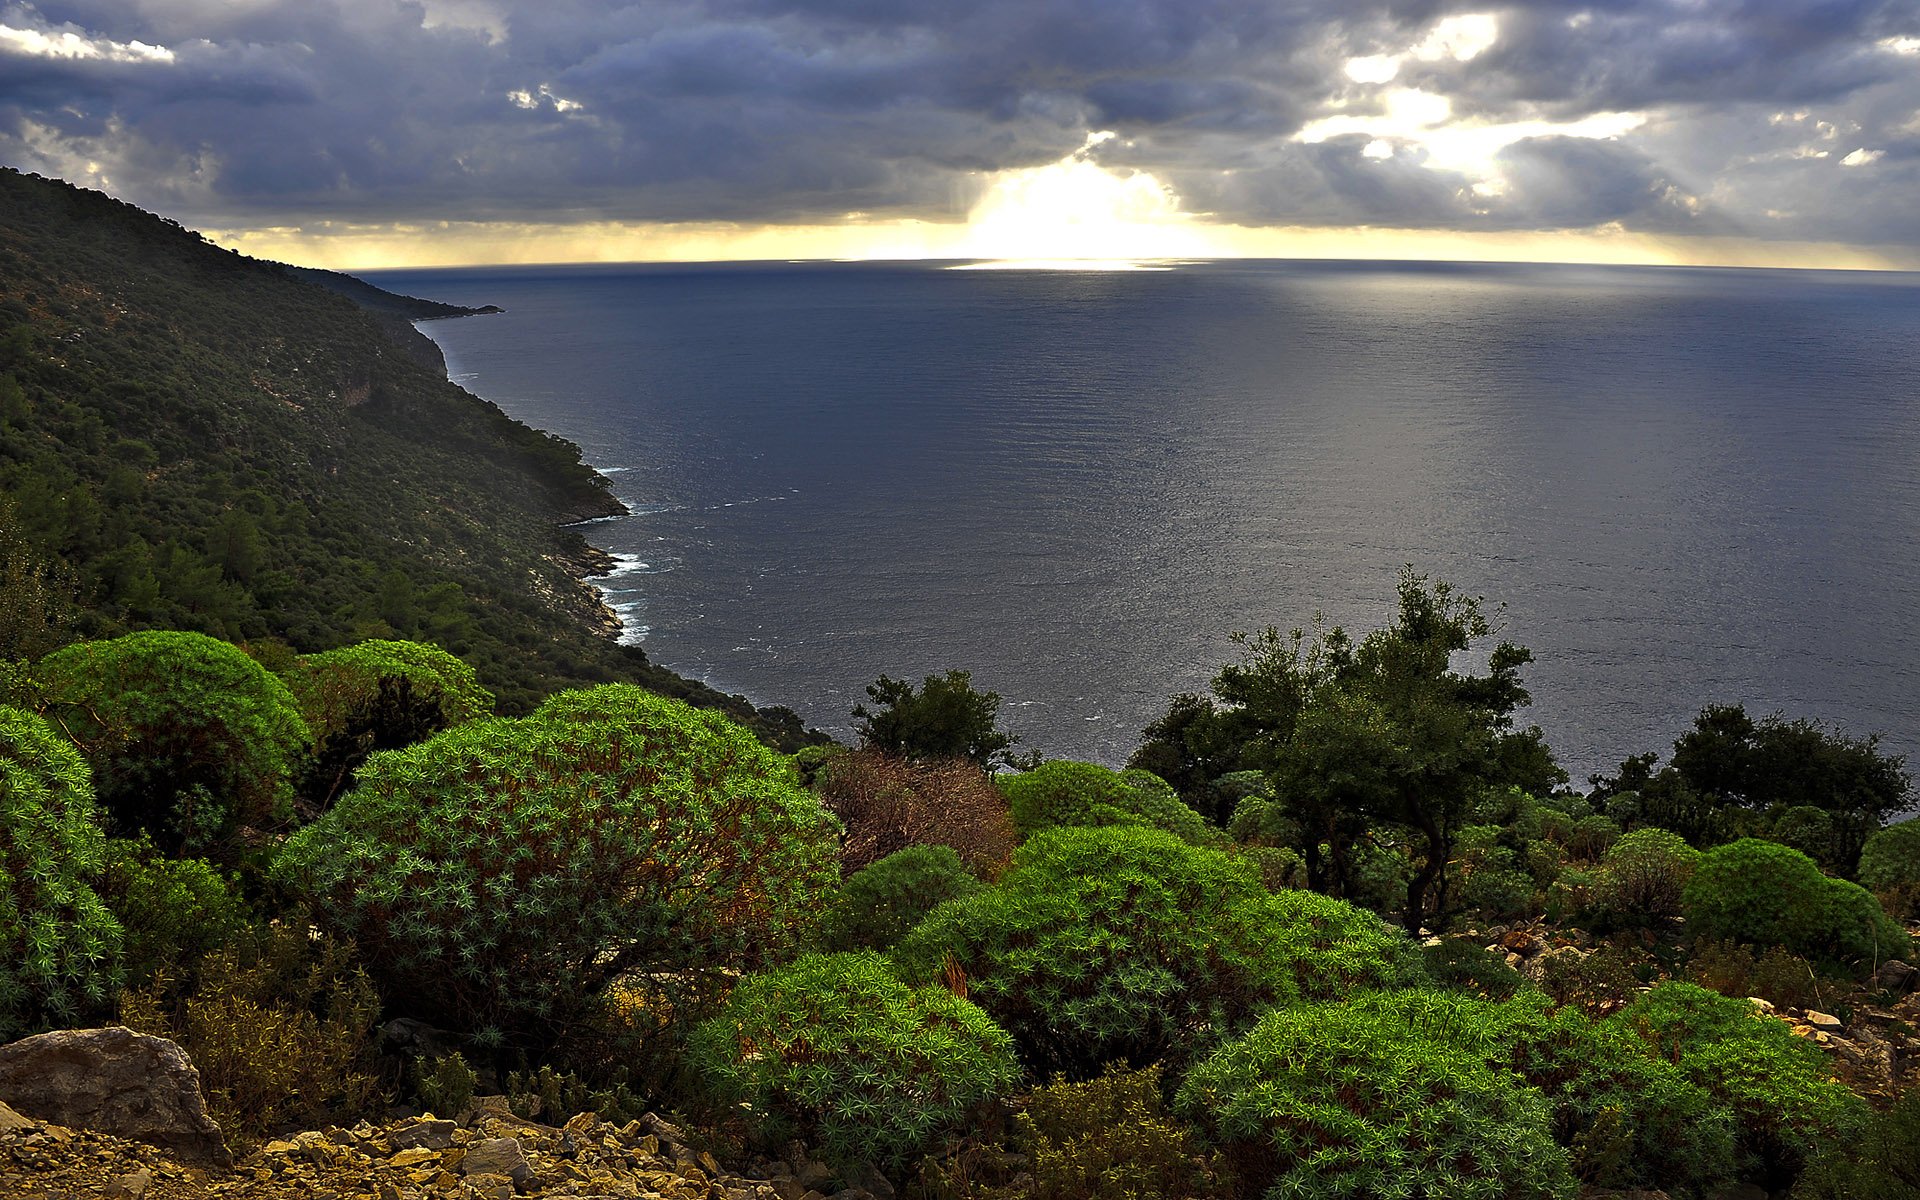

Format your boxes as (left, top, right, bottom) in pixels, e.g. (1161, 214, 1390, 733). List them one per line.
(690, 952, 1017, 1170)
(1564, 813, 1621, 862)
(1794, 1088, 1920, 1200)
(0, 706, 123, 1036)
(1011, 1064, 1231, 1200)
(1613, 982, 1867, 1186)
(93, 836, 248, 988)
(283, 639, 491, 809)
(40, 631, 310, 852)
(819, 845, 982, 952)
(118, 922, 382, 1147)
(892, 826, 1293, 1076)
(1858, 816, 1920, 919)
(275, 685, 841, 1040)
(506, 1064, 645, 1125)
(1683, 838, 1908, 972)
(1422, 939, 1527, 1001)
(1460, 864, 1537, 922)
(412, 1053, 478, 1118)
(1002, 761, 1213, 844)
(1177, 995, 1577, 1200)
(1591, 827, 1698, 925)
(1765, 805, 1840, 870)
(1260, 885, 1428, 1000)
(894, 826, 1418, 1078)
(1236, 844, 1307, 892)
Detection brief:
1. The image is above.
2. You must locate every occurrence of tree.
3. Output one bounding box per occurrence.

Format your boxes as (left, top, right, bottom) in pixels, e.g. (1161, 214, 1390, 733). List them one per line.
(850, 669, 1025, 769)
(1175, 570, 1550, 932)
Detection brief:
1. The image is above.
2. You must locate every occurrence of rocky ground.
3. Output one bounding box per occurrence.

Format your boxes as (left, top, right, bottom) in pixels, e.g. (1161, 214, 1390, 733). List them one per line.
(0, 1102, 887, 1200)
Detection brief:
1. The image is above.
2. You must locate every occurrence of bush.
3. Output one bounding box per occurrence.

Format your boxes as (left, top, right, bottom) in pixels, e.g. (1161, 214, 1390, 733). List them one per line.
(1459, 864, 1537, 923)
(39, 631, 310, 852)
(274, 685, 841, 1040)
(1422, 939, 1527, 1001)
(689, 952, 1017, 1170)
(1236, 844, 1307, 892)
(1794, 1088, 1920, 1200)
(819, 845, 982, 952)
(283, 639, 492, 810)
(1591, 827, 1698, 925)
(892, 826, 1289, 1077)
(893, 826, 1419, 1077)
(1613, 982, 1867, 1186)
(1009, 1064, 1231, 1200)
(93, 836, 249, 988)
(1177, 995, 1577, 1200)
(816, 749, 1017, 877)
(1683, 839, 1908, 973)
(506, 1064, 645, 1125)
(118, 923, 382, 1147)
(1858, 816, 1920, 919)
(0, 706, 123, 1036)
(1002, 761, 1213, 844)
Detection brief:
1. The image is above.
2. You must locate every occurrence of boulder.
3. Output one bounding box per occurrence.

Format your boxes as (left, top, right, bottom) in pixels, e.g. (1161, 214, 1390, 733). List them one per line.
(1872, 959, 1917, 994)
(0, 1027, 231, 1167)
(464, 1136, 532, 1188)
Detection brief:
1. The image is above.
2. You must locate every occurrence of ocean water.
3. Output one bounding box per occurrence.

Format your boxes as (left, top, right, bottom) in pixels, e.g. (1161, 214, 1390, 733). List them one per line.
(365, 259, 1920, 783)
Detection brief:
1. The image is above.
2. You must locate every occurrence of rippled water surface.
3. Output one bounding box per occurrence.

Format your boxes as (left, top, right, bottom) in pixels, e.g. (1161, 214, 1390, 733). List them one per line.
(367, 260, 1920, 781)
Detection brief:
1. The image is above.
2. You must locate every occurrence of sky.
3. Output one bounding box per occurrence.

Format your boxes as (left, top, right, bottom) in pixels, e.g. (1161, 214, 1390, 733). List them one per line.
(3, 0, 1919, 268)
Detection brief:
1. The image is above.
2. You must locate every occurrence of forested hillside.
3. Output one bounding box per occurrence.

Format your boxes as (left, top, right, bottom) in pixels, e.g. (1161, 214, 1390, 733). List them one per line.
(0, 169, 810, 743)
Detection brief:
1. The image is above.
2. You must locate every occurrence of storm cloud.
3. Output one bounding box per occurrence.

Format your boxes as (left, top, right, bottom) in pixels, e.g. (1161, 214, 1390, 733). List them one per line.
(3, 0, 1917, 249)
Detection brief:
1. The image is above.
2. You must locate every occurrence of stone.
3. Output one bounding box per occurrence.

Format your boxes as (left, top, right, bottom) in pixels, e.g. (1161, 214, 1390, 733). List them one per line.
(379, 1183, 407, 1200)
(392, 1147, 441, 1168)
(0, 1027, 232, 1167)
(840, 1161, 896, 1200)
(1498, 928, 1541, 957)
(102, 1167, 153, 1199)
(1806, 1010, 1844, 1033)
(1872, 959, 1917, 994)
(392, 1118, 460, 1151)
(1747, 997, 1776, 1012)
(0, 1100, 34, 1132)
(464, 1136, 532, 1187)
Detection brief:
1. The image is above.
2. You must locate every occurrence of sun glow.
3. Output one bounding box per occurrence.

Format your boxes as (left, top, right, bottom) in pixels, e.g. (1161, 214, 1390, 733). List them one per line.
(950, 132, 1216, 268)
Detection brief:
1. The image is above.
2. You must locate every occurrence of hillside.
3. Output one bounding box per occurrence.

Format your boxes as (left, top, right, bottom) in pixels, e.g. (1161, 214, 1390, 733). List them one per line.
(0, 168, 813, 743)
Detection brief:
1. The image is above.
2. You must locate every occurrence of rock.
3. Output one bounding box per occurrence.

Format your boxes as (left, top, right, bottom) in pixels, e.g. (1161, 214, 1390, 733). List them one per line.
(1806, 1010, 1845, 1033)
(102, 1167, 152, 1199)
(1748, 997, 1776, 1012)
(464, 1136, 532, 1188)
(841, 1161, 896, 1199)
(0, 1027, 231, 1167)
(1498, 928, 1541, 957)
(1872, 959, 1917, 994)
(0, 1100, 34, 1132)
(392, 1117, 459, 1151)
(381, 1017, 463, 1062)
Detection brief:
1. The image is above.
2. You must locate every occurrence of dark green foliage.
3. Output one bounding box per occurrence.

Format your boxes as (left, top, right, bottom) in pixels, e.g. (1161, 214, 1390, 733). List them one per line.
(1002, 760, 1213, 843)
(1591, 826, 1698, 926)
(1858, 816, 1920, 918)
(1614, 982, 1867, 1186)
(1422, 939, 1527, 1000)
(1793, 1089, 1920, 1200)
(506, 1064, 645, 1125)
(1177, 995, 1577, 1200)
(894, 826, 1419, 1077)
(284, 638, 493, 809)
(0, 497, 77, 660)
(819, 845, 982, 953)
(1592, 705, 1909, 874)
(413, 1053, 479, 1118)
(274, 684, 840, 1041)
(93, 836, 249, 989)
(0, 705, 123, 1036)
(0, 169, 812, 744)
(1682, 839, 1908, 973)
(689, 952, 1018, 1170)
(39, 630, 310, 853)
(852, 670, 1022, 769)
(1008, 1064, 1232, 1200)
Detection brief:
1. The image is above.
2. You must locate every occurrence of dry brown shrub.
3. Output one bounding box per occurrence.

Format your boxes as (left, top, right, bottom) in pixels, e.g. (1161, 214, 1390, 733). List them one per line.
(816, 750, 1016, 878)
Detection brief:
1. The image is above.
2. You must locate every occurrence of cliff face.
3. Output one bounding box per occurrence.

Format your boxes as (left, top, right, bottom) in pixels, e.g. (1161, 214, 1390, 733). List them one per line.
(0, 169, 818, 746)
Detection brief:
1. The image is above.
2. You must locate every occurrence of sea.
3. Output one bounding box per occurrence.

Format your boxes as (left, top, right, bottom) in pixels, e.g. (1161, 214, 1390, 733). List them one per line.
(363, 259, 1920, 785)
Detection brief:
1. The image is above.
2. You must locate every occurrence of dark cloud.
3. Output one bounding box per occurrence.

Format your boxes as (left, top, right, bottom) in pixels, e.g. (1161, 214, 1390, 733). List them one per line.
(1, 0, 1917, 247)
